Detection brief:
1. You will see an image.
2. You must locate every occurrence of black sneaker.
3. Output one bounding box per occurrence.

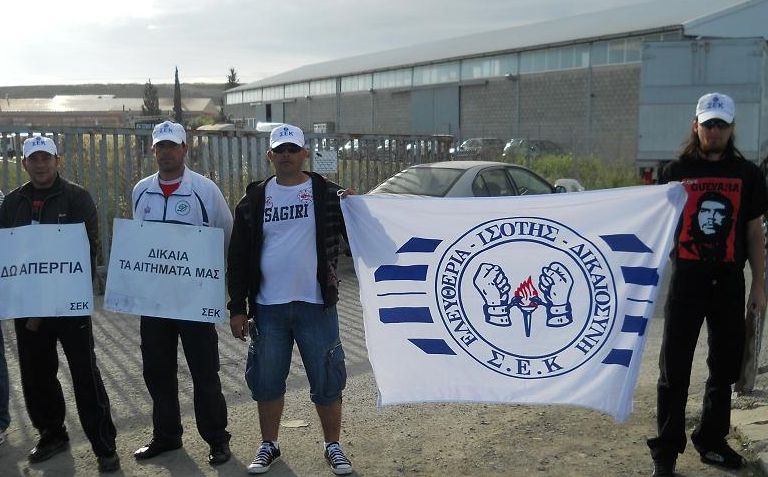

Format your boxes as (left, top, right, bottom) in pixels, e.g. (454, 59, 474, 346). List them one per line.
(695, 442, 746, 469)
(247, 441, 280, 474)
(98, 453, 121, 473)
(29, 430, 70, 463)
(651, 459, 675, 476)
(133, 438, 183, 460)
(208, 441, 231, 466)
(324, 442, 352, 475)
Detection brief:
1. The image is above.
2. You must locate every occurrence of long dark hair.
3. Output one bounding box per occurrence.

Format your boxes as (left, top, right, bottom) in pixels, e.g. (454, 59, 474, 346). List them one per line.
(679, 120, 744, 162)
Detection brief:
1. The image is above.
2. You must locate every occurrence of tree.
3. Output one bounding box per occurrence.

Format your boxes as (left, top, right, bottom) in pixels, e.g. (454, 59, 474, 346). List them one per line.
(173, 66, 183, 123)
(225, 67, 240, 90)
(141, 79, 160, 116)
(218, 66, 241, 122)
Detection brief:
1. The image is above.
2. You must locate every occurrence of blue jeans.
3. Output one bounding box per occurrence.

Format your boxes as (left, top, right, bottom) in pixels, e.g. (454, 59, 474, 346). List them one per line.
(246, 302, 346, 405)
(0, 322, 9, 430)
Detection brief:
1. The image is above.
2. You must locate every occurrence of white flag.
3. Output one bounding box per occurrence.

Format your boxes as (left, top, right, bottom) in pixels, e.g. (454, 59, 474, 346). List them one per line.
(341, 184, 686, 421)
(104, 219, 226, 323)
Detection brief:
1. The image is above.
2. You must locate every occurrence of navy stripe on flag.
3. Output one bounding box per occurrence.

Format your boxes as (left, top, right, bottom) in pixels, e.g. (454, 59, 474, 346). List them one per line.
(621, 315, 647, 335)
(397, 237, 442, 253)
(375, 265, 428, 282)
(409, 339, 456, 355)
(621, 266, 659, 286)
(602, 349, 633, 366)
(600, 234, 653, 253)
(379, 307, 434, 323)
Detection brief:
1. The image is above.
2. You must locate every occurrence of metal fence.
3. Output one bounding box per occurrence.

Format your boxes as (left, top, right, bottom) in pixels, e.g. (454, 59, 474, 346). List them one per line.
(0, 127, 451, 265)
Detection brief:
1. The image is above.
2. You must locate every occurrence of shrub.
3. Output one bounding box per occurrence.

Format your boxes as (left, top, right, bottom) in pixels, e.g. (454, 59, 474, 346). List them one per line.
(504, 153, 642, 190)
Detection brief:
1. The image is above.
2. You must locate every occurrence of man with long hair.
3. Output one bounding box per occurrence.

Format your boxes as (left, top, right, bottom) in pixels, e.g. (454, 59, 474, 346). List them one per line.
(648, 93, 767, 476)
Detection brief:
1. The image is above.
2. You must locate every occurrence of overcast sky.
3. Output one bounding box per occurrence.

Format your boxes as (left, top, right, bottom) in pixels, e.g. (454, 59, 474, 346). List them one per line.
(5, 0, 653, 87)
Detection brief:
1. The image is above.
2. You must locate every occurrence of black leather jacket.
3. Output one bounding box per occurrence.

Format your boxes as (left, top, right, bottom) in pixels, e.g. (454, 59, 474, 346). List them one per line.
(0, 175, 100, 271)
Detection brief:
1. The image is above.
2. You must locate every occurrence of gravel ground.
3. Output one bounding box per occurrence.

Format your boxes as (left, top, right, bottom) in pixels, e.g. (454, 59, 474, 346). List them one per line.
(0, 257, 765, 477)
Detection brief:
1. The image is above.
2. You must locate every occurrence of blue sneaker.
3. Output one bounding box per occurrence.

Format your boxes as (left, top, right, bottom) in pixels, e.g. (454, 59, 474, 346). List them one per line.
(324, 442, 352, 475)
(248, 441, 280, 474)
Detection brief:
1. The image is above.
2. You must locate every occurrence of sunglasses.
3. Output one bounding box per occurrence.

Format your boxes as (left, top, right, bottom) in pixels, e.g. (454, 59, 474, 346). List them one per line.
(700, 119, 732, 130)
(271, 143, 303, 154)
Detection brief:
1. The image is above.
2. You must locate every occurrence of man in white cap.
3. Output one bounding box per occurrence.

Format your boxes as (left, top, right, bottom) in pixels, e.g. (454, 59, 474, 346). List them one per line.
(228, 124, 354, 475)
(0, 136, 119, 472)
(647, 93, 767, 476)
(132, 120, 234, 465)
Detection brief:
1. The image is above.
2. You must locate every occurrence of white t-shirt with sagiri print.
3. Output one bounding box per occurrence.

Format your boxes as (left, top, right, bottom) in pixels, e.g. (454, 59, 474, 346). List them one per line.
(257, 177, 323, 305)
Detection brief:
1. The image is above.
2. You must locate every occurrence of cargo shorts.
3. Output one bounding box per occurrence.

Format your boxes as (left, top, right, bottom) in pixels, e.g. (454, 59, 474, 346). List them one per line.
(246, 301, 347, 405)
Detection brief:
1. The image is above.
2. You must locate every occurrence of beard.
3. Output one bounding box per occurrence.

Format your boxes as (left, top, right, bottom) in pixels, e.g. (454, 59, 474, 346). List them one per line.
(700, 142, 726, 154)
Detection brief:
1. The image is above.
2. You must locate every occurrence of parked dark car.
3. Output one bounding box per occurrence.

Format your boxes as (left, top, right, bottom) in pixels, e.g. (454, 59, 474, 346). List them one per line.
(502, 138, 563, 160)
(449, 137, 506, 161)
(368, 161, 565, 197)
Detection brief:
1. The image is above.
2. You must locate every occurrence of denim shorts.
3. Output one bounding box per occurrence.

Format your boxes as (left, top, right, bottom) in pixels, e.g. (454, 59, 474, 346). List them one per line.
(246, 301, 346, 405)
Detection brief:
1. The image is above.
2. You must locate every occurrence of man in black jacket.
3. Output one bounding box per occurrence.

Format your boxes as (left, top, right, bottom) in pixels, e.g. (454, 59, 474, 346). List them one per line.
(0, 136, 119, 472)
(227, 124, 353, 475)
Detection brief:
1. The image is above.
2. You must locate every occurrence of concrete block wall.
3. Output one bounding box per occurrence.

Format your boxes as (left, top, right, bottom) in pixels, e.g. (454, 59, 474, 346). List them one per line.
(589, 65, 640, 162)
(308, 96, 337, 130)
(460, 80, 516, 140)
(285, 100, 311, 131)
(340, 94, 373, 133)
(517, 70, 590, 154)
(373, 90, 411, 134)
(284, 96, 339, 132)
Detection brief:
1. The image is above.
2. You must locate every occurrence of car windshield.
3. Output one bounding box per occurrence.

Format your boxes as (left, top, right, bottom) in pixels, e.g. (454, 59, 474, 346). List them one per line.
(370, 167, 464, 196)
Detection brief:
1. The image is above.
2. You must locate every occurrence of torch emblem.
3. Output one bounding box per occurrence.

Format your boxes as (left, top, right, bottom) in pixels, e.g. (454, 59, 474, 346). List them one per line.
(514, 277, 540, 337)
(473, 261, 574, 338)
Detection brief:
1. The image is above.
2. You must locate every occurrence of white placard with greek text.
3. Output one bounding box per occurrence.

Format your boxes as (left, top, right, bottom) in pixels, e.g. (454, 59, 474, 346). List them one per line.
(104, 218, 226, 323)
(0, 223, 93, 319)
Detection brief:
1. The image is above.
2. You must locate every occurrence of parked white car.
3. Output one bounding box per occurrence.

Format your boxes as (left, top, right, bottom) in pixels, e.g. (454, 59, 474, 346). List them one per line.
(554, 178, 585, 192)
(369, 161, 565, 197)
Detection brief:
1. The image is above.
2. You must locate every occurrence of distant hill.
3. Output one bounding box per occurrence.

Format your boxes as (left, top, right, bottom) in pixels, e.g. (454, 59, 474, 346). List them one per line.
(0, 83, 225, 99)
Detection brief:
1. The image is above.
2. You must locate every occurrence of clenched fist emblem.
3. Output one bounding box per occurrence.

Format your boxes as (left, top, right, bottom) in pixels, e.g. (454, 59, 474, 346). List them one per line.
(474, 263, 515, 326)
(537, 262, 574, 327)
(474, 261, 575, 335)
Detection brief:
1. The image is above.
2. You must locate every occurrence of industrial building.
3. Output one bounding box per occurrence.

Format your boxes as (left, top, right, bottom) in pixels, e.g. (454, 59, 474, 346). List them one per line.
(224, 0, 768, 173)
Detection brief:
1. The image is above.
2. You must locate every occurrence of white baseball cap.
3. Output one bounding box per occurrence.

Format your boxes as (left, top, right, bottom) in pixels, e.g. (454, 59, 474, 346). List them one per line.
(23, 136, 57, 158)
(152, 120, 187, 146)
(269, 124, 305, 149)
(696, 92, 735, 124)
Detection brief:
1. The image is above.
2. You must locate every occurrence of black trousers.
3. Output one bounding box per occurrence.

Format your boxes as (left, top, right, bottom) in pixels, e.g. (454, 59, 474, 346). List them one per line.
(14, 316, 117, 457)
(140, 317, 229, 445)
(648, 274, 745, 461)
